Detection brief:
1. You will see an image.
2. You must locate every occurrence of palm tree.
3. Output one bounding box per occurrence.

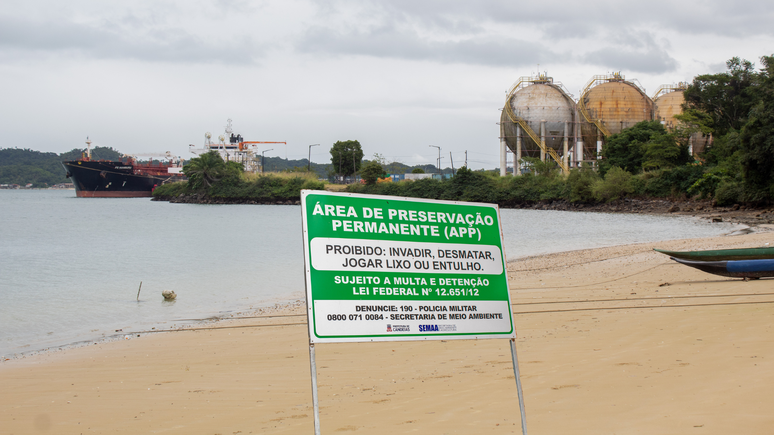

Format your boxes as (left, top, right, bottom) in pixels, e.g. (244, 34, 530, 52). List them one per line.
(183, 151, 227, 190)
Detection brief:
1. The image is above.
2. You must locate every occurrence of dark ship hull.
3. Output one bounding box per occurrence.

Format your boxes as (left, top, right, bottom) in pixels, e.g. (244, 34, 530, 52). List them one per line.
(62, 160, 182, 198)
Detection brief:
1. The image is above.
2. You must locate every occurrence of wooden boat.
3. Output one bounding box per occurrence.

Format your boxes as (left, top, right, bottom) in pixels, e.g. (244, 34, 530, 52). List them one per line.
(670, 257, 774, 278)
(654, 246, 774, 262)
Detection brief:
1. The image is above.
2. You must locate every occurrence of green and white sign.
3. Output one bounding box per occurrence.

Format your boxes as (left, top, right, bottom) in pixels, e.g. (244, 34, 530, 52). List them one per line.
(301, 190, 515, 343)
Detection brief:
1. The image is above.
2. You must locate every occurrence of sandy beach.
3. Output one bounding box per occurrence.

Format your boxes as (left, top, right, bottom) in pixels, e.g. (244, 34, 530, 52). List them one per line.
(3, 230, 774, 434)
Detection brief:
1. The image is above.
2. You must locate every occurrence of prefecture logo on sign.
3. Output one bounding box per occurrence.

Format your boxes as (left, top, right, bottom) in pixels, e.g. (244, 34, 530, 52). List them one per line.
(301, 191, 515, 343)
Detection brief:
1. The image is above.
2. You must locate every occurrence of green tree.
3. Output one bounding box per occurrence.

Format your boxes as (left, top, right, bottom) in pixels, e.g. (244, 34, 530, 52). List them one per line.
(566, 167, 600, 203)
(411, 168, 425, 174)
(329, 140, 363, 176)
(681, 54, 774, 204)
(601, 121, 689, 175)
(521, 157, 557, 177)
(360, 160, 386, 185)
(682, 57, 758, 137)
(600, 123, 654, 175)
(593, 166, 634, 202)
(183, 151, 242, 190)
(738, 54, 774, 203)
(641, 133, 690, 171)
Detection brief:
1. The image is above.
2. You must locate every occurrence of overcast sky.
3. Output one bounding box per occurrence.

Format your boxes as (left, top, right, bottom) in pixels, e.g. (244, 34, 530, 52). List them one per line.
(2, 0, 772, 169)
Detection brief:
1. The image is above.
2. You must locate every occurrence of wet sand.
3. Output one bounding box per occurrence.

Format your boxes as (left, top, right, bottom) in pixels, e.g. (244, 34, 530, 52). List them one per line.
(2, 231, 774, 434)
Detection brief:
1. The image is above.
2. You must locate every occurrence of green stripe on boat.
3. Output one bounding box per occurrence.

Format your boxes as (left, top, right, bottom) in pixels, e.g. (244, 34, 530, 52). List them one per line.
(655, 246, 774, 262)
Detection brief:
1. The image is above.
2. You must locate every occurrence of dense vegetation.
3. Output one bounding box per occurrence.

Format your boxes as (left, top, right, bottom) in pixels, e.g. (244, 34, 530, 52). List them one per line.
(0, 147, 122, 187)
(679, 55, 774, 205)
(152, 151, 324, 201)
(346, 163, 707, 206)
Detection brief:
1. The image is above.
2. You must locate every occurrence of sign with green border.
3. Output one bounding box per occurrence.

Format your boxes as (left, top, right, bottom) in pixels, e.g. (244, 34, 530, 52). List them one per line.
(301, 190, 515, 343)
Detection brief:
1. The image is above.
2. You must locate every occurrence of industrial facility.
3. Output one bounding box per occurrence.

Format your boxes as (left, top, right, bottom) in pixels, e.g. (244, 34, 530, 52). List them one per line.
(499, 74, 575, 175)
(652, 83, 710, 157)
(499, 73, 704, 175)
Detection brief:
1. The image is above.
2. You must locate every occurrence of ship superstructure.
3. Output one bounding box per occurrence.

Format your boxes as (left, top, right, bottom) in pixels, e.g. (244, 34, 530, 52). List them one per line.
(188, 119, 286, 172)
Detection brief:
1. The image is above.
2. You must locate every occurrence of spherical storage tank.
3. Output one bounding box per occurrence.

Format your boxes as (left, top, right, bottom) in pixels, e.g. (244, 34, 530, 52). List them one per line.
(579, 74, 654, 157)
(500, 76, 575, 158)
(654, 88, 685, 130)
(653, 84, 709, 156)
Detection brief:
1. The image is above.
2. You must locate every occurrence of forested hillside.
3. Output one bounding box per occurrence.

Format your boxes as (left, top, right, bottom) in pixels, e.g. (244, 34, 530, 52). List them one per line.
(0, 147, 122, 187)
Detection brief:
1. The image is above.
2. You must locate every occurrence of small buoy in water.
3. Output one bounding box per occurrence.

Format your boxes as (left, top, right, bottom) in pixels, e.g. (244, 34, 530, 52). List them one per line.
(162, 290, 177, 300)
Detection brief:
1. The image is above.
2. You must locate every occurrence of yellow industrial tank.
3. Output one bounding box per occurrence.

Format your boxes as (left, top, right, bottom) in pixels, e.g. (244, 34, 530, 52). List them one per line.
(653, 86, 686, 130)
(579, 73, 654, 158)
(653, 83, 710, 156)
(500, 75, 575, 158)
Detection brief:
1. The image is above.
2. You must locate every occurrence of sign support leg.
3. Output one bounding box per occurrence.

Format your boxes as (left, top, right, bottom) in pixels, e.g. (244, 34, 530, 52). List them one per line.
(510, 338, 528, 435)
(309, 343, 321, 435)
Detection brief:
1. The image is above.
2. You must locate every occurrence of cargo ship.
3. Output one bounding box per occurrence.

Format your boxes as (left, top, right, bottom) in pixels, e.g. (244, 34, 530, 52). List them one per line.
(62, 138, 184, 198)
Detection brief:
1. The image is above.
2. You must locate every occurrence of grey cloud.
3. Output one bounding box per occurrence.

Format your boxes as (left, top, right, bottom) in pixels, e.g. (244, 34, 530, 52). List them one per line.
(583, 48, 677, 74)
(214, 0, 257, 13)
(581, 31, 678, 74)
(0, 15, 261, 64)
(296, 24, 563, 67)
(541, 21, 597, 40)
(651, 1, 774, 37)
(312, 0, 774, 40)
(448, 0, 774, 37)
(707, 61, 730, 73)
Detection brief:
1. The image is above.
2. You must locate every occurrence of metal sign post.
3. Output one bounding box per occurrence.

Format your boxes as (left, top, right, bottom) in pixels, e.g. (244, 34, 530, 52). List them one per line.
(511, 338, 529, 434)
(308, 343, 321, 435)
(301, 191, 527, 434)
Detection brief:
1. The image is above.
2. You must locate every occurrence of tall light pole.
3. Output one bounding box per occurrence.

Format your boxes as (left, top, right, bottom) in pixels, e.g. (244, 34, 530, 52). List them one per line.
(307, 144, 320, 172)
(429, 145, 441, 174)
(261, 148, 273, 174)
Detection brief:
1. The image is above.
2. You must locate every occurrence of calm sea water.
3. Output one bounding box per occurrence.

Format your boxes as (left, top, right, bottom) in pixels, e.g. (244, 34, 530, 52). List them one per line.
(0, 190, 741, 357)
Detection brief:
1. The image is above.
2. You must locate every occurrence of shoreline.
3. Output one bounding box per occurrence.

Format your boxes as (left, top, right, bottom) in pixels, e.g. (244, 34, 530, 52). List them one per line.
(3, 231, 774, 433)
(1, 298, 307, 362)
(12, 188, 774, 226)
(3, 216, 768, 360)
(3, 216, 756, 360)
(156, 192, 774, 226)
